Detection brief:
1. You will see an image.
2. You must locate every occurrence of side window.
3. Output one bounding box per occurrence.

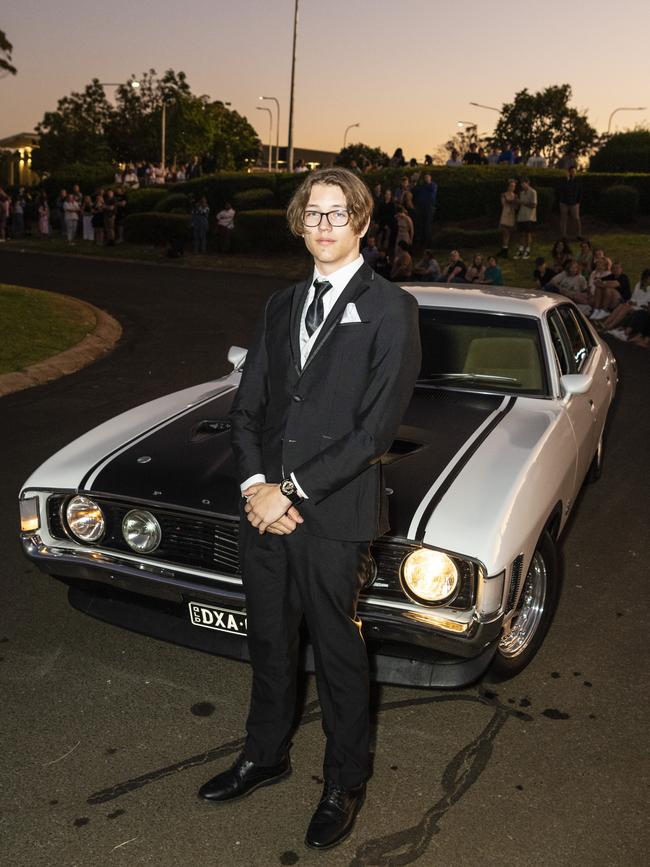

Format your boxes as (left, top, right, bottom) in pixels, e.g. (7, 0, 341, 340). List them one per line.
(557, 306, 589, 370)
(572, 307, 596, 348)
(547, 311, 571, 375)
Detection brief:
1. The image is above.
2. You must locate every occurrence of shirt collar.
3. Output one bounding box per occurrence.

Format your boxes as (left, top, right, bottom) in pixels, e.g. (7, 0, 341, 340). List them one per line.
(313, 254, 364, 296)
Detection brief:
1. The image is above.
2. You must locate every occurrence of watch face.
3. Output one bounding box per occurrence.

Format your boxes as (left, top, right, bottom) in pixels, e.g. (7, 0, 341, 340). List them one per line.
(281, 479, 295, 496)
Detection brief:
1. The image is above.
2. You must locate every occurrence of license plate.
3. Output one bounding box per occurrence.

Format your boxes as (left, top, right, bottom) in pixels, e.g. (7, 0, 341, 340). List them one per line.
(188, 602, 247, 636)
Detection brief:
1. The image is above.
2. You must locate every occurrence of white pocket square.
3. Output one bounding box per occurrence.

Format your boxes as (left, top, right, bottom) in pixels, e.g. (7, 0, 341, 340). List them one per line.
(340, 303, 362, 324)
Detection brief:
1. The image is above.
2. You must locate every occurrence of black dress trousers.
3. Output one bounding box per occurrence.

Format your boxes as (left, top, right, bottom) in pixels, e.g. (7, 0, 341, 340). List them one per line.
(239, 514, 371, 789)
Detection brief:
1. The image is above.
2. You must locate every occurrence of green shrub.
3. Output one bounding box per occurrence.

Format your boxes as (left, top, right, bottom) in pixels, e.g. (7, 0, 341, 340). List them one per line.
(36, 162, 115, 198)
(233, 209, 303, 254)
(590, 131, 650, 173)
(125, 187, 169, 214)
(173, 172, 277, 208)
(535, 185, 555, 223)
(597, 185, 640, 224)
(232, 187, 275, 210)
(274, 173, 305, 207)
(153, 192, 192, 213)
(123, 212, 191, 245)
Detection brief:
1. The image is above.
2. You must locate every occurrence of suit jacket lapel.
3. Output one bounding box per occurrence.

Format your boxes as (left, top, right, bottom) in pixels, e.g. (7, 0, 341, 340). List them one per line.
(299, 263, 374, 376)
(289, 276, 311, 374)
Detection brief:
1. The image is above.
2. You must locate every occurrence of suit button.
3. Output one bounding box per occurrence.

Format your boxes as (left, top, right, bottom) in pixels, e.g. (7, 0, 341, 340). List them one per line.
(292, 394, 304, 402)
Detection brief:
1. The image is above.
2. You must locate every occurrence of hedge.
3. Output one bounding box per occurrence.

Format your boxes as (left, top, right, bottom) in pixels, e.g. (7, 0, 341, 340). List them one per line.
(37, 163, 115, 198)
(123, 212, 191, 245)
(598, 185, 640, 224)
(233, 209, 303, 254)
(126, 187, 169, 214)
(232, 187, 276, 210)
(590, 131, 650, 173)
(153, 192, 192, 213)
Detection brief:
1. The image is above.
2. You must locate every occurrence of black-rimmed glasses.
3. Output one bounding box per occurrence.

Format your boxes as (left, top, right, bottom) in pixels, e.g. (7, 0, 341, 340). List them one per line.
(302, 209, 350, 227)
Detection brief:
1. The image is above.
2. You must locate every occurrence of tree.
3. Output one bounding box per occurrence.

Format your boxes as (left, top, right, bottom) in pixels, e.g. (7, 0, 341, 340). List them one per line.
(0, 30, 16, 77)
(590, 129, 650, 173)
(492, 84, 598, 165)
(335, 143, 389, 169)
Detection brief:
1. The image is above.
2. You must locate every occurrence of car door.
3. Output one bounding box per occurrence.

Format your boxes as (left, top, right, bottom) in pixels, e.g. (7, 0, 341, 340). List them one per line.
(547, 307, 598, 486)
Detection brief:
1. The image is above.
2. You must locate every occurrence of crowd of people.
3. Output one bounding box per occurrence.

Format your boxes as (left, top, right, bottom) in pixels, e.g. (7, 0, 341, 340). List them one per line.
(114, 158, 204, 188)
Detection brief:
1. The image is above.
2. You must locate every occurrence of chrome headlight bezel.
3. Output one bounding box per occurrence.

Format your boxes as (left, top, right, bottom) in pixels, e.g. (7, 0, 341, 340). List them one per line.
(64, 495, 106, 543)
(122, 509, 162, 554)
(400, 547, 461, 607)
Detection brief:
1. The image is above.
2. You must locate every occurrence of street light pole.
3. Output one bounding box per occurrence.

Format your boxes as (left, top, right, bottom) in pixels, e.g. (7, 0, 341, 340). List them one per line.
(260, 96, 280, 170)
(161, 102, 166, 170)
(606, 106, 646, 135)
(287, 0, 299, 172)
(469, 101, 500, 113)
(343, 122, 360, 149)
(257, 106, 273, 171)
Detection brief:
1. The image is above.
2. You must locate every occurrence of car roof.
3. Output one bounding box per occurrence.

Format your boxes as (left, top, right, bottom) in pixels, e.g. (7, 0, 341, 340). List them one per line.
(402, 283, 564, 318)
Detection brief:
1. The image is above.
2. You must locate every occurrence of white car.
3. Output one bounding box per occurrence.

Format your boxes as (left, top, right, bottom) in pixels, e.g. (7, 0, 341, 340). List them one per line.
(18, 285, 617, 686)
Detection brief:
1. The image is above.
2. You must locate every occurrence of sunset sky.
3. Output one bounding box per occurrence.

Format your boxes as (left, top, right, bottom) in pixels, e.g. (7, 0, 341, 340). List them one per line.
(3, 0, 648, 159)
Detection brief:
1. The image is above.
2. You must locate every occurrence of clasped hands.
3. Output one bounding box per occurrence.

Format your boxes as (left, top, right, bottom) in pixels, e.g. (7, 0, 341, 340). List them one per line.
(243, 483, 304, 535)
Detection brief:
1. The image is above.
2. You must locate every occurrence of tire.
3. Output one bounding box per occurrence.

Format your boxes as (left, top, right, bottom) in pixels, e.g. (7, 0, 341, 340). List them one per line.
(586, 433, 603, 483)
(488, 531, 560, 681)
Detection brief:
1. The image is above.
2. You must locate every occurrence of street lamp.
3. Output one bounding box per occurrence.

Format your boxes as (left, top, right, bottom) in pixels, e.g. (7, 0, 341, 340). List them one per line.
(469, 101, 500, 113)
(256, 106, 273, 172)
(287, 0, 299, 172)
(98, 80, 140, 90)
(343, 122, 360, 149)
(259, 96, 280, 170)
(607, 106, 646, 135)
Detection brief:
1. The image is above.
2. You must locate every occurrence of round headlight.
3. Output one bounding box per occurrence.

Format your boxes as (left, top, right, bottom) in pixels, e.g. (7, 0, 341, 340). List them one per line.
(122, 509, 161, 553)
(401, 548, 459, 605)
(65, 495, 105, 543)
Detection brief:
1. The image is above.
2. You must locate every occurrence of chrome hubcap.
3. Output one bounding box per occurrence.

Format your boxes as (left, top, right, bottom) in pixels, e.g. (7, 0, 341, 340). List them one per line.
(498, 551, 547, 658)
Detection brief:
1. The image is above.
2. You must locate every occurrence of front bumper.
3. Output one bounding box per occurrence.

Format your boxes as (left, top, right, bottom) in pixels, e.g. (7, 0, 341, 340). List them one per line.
(22, 534, 502, 688)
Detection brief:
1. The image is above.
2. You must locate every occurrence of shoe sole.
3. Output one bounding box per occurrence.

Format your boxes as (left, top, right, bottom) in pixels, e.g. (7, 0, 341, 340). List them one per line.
(199, 766, 292, 804)
(304, 792, 366, 851)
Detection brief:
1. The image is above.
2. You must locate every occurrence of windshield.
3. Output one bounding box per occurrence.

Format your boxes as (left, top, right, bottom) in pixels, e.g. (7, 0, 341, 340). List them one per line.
(417, 308, 548, 395)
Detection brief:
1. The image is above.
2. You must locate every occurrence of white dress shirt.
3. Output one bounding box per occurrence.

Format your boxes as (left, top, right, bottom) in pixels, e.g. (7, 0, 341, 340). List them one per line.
(241, 255, 364, 499)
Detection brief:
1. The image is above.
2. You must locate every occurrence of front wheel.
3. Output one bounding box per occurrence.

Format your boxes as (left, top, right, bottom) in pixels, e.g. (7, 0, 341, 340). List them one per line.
(488, 531, 560, 681)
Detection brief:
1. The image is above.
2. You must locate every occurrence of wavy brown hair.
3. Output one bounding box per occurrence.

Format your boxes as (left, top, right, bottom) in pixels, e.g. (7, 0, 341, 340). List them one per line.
(286, 167, 374, 237)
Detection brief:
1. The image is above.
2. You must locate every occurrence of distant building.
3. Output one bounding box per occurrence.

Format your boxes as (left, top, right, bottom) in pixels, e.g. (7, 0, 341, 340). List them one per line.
(0, 132, 39, 186)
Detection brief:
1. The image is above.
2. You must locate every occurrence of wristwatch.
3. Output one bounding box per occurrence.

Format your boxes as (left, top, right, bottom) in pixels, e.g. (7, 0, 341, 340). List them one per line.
(280, 477, 303, 505)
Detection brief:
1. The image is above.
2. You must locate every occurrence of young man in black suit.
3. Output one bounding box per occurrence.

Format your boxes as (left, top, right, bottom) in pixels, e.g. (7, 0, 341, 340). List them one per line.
(198, 167, 422, 850)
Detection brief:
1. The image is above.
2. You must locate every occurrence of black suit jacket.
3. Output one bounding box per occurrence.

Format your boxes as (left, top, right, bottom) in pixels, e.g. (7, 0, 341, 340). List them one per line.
(229, 263, 422, 540)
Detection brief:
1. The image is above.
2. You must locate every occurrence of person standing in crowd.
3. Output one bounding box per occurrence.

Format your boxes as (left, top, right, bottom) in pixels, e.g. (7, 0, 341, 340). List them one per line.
(192, 197, 210, 254)
(514, 178, 537, 259)
(123, 166, 139, 189)
(390, 239, 413, 280)
(390, 147, 406, 167)
(103, 190, 117, 245)
(498, 144, 515, 165)
(37, 194, 50, 238)
(0, 188, 9, 242)
(114, 187, 127, 243)
(377, 189, 396, 252)
(486, 146, 501, 165)
(394, 205, 414, 255)
(63, 193, 80, 244)
(498, 179, 518, 257)
(216, 201, 236, 252)
(446, 149, 463, 167)
(463, 143, 481, 165)
(413, 173, 437, 248)
(12, 188, 26, 238)
(81, 195, 94, 241)
(527, 150, 547, 169)
(558, 166, 582, 239)
(55, 188, 67, 237)
(482, 255, 504, 286)
(199, 167, 421, 852)
(393, 176, 410, 206)
(92, 195, 105, 245)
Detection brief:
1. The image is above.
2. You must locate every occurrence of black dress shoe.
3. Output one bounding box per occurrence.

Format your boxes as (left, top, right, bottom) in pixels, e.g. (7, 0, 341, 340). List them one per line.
(305, 780, 366, 849)
(198, 752, 291, 803)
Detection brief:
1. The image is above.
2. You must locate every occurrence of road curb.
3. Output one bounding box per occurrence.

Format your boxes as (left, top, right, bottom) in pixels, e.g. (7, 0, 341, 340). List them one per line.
(0, 296, 123, 398)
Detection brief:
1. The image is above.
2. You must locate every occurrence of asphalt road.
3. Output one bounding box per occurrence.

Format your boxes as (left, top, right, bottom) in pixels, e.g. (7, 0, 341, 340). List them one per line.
(1, 250, 648, 867)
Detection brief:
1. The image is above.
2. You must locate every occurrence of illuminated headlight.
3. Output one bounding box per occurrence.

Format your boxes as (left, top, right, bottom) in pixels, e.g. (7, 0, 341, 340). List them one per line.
(65, 495, 105, 542)
(122, 509, 161, 553)
(20, 496, 40, 532)
(400, 548, 459, 606)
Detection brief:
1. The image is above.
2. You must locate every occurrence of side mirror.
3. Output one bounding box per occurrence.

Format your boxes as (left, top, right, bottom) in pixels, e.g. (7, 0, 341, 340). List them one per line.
(227, 345, 248, 371)
(560, 373, 593, 395)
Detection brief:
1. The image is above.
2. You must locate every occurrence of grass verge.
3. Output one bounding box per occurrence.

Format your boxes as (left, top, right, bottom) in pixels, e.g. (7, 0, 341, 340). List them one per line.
(0, 284, 96, 374)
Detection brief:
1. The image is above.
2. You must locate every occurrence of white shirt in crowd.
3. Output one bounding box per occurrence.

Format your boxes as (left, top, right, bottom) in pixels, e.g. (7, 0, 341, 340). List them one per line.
(240, 255, 365, 500)
(631, 282, 650, 309)
(217, 207, 235, 229)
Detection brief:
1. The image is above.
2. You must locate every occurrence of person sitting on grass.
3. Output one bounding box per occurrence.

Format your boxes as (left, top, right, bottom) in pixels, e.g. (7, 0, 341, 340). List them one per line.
(550, 239, 572, 273)
(576, 239, 594, 275)
(465, 254, 486, 284)
(441, 249, 467, 283)
(412, 249, 441, 281)
(549, 260, 590, 304)
(588, 257, 616, 321)
(390, 239, 413, 281)
(601, 269, 650, 339)
(481, 255, 504, 286)
(533, 256, 556, 290)
(362, 236, 387, 275)
(592, 247, 612, 271)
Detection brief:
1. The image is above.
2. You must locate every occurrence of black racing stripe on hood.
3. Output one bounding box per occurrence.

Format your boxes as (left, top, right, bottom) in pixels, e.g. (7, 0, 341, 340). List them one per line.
(383, 390, 506, 539)
(413, 394, 516, 540)
(84, 389, 241, 517)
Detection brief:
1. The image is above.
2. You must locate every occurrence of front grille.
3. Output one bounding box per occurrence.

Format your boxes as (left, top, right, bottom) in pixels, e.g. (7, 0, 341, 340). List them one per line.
(47, 497, 474, 609)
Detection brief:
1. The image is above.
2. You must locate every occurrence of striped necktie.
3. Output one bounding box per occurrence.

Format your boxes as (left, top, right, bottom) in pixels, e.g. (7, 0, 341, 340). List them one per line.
(305, 279, 332, 337)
